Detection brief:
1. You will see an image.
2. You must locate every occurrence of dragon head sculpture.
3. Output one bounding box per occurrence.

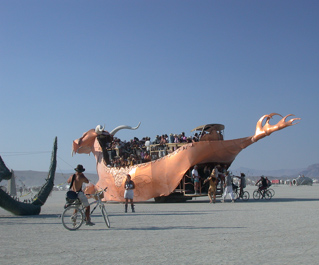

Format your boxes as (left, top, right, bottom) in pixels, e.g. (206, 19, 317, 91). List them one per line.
(72, 122, 141, 155)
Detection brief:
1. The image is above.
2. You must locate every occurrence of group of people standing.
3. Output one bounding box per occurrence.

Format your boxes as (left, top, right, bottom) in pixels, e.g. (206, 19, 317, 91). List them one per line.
(192, 164, 246, 203)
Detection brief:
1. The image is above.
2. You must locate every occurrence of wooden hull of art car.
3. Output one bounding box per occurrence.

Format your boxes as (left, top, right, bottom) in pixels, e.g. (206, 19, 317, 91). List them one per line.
(72, 114, 300, 202)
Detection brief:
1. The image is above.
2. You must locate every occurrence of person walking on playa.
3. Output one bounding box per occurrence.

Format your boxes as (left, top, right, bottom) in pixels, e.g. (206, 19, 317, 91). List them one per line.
(67, 164, 95, 226)
(204, 167, 218, 203)
(222, 171, 235, 203)
(124, 174, 135, 213)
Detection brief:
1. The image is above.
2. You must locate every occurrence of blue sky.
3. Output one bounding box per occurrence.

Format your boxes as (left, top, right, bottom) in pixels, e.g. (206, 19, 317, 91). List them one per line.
(1, 1, 318, 174)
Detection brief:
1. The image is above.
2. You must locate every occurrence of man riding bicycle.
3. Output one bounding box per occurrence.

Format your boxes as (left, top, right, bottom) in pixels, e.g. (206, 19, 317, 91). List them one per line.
(255, 176, 269, 197)
(67, 164, 95, 226)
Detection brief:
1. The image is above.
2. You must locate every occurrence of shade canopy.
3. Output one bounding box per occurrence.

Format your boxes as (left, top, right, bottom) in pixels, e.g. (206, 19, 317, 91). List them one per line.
(191, 124, 225, 133)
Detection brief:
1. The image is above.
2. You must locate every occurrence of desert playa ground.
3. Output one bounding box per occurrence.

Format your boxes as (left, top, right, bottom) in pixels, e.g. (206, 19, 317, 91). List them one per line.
(1, 185, 318, 265)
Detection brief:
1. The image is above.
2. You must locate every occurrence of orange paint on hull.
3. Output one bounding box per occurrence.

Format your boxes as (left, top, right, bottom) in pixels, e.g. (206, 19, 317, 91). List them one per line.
(83, 137, 253, 202)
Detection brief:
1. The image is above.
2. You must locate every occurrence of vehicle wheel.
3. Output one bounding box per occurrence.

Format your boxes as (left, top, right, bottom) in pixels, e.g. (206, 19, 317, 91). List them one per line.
(268, 188, 275, 197)
(264, 190, 272, 200)
(253, 190, 260, 200)
(242, 191, 250, 201)
(62, 205, 84, 231)
(100, 204, 110, 228)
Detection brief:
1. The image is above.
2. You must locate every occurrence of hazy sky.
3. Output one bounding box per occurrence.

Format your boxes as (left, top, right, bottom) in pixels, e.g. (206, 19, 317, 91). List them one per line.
(1, 1, 318, 174)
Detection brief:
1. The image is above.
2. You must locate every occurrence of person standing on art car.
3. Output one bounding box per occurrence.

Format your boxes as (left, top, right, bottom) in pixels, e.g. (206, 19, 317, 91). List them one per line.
(124, 174, 135, 213)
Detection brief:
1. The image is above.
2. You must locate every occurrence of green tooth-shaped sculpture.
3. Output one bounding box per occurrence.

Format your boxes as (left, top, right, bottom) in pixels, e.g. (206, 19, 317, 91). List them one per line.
(0, 137, 57, 215)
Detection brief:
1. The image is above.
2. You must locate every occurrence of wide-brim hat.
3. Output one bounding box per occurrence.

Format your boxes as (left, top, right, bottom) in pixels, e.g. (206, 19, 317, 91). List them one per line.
(74, 164, 85, 172)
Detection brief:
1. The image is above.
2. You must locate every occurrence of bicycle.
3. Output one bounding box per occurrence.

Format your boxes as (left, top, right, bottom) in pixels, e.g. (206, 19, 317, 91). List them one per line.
(232, 185, 250, 201)
(61, 187, 110, 231)
(253, 186, 272, 200)
(267, 187, 275, 197)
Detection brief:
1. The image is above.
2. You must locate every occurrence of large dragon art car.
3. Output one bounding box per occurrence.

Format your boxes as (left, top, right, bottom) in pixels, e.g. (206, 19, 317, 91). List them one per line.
(72, 113, 300, 202)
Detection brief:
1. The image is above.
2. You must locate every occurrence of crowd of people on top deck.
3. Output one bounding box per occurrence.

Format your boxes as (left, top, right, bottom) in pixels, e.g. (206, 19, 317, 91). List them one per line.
(104, 132, 201, 168)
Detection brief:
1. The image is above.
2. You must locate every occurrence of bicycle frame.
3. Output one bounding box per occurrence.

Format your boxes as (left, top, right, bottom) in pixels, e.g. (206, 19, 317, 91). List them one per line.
(62, 187, 110, 230)
(88, 197, 103, 215)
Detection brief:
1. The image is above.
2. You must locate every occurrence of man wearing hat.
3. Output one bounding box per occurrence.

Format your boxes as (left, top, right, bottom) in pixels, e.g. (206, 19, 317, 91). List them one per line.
(67, 164, 95, 226)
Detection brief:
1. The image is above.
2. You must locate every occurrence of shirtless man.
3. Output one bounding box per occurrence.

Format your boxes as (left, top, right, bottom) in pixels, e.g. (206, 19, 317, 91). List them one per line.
(67, 164, 95, 226)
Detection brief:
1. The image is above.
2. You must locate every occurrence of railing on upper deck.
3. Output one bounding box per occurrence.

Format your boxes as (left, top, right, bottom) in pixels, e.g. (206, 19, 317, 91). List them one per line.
(149, 142, 187, 160)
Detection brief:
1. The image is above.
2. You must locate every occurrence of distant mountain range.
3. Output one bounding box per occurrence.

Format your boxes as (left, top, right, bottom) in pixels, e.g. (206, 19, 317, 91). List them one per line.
(233, 163, 319, 179)
(298, 163, 319, 179)
(7, 170, 99, 188)
(2, 163, 318, 188)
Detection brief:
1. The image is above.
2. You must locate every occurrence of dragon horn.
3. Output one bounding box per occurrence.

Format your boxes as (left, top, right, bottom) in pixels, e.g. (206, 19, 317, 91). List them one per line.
(110, 122, 141, 136)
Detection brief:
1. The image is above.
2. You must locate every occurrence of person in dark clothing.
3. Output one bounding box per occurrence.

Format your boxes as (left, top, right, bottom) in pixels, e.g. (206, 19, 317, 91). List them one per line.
(256, 176, 268, 191)
(95, 125, 113, 165)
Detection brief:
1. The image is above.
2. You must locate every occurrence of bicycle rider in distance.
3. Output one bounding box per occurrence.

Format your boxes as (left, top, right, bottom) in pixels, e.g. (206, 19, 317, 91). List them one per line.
(67, 164, 95, 226)
(239, 173, 247, 197)
(255, 175, 269, 197)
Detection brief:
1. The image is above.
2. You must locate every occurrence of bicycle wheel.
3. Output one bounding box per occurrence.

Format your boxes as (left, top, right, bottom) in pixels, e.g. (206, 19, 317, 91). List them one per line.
(233, 190, 239, 201)
(62, 205, 84, 231)
(264, 190, 272, 200)
(100, 204, 110, 228)
(268, 188, 275, 197)
(253, 190, 260, 200)
(242, 191, 250, 201)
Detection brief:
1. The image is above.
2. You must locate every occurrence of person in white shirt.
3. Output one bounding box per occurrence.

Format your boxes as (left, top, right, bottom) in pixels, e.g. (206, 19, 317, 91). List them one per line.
(222, 171, 235, 203)
(192, 165, 201, 194)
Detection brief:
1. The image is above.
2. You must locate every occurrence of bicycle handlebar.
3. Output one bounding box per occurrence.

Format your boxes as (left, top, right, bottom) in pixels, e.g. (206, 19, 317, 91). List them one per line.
(86, 187, 107, 197)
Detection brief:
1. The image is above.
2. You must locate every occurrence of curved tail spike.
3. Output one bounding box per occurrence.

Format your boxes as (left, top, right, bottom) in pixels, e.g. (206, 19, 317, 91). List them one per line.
(0, 156, 12, 182)
(0, 137, 57, 215)
(110, 122, 141, 136)
(252, 113, 301, 142)
(269, 113, 283, 118)
(32, 137, 57, 206)
(282, 114, 301, 126)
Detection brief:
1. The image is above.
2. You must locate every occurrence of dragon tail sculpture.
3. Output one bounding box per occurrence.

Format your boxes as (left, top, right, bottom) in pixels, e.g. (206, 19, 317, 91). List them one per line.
(0, 156, 12, 182)
(0, 137, 57, 215)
